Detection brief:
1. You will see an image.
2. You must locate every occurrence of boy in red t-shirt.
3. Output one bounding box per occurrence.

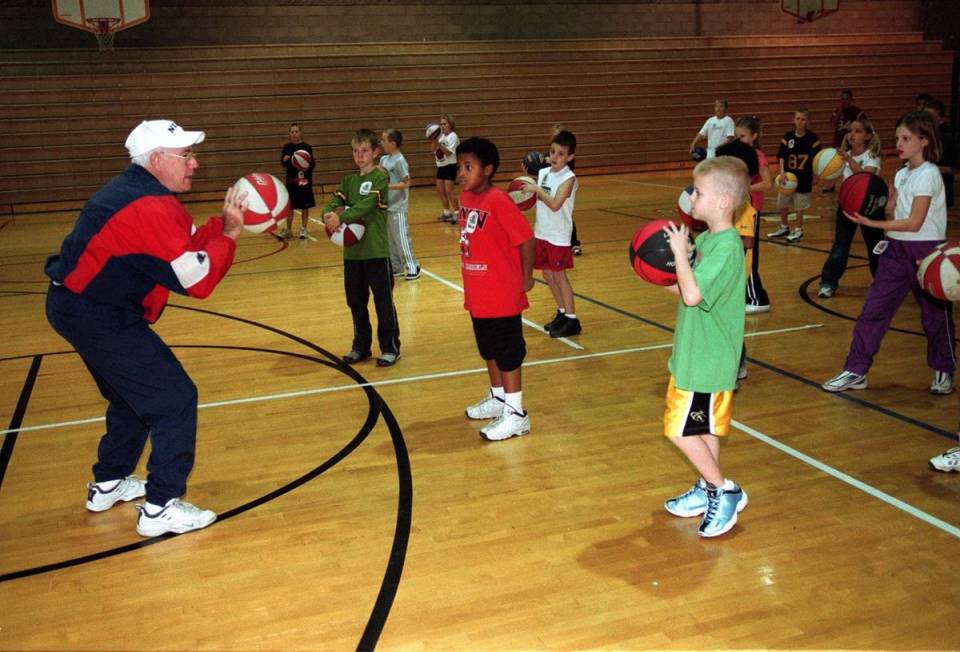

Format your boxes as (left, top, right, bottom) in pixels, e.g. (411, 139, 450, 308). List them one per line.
(456, 138, 535, 441)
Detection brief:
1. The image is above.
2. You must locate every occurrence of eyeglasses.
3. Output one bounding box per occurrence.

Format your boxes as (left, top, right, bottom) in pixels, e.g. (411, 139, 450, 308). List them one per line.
(160, 150, 196, 161)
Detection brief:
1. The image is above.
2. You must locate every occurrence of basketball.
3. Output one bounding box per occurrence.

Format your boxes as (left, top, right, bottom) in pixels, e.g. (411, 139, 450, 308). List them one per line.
(776, 172, 798, 195)
(291, 149, 312, 171)
(522, 151, 546, 176)
(715, 140, 759, 178)
(327, 219, 366, 247)
(676, 185, 707, 232)
(629, 219, 695, 286)
(917, 242, 960, 302)
(233, 172, 290, 234)
(839, 172, 888, 219)
(813, 147, 844, 180)
(425, 123, 441, 140)
(691, 146, 706, 162)
(507, 176, 537, 211)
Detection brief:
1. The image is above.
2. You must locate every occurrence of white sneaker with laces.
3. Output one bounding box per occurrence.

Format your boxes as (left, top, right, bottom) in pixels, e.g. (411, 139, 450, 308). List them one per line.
(929, 447, 960, 472)
(465, 393, 505, 420)
(480, 407, 530, 441)
(929, 371, 955, 395)
(136, 498, 216, 537)
(86, 475, 146, 512)
(767, 225, 789, 238)
(822, 370, 868, 392)
(786, 227, 804, 242)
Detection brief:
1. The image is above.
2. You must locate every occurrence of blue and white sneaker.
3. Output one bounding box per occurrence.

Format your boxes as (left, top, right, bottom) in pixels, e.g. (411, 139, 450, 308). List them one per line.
(136, 498, 216, 537)
(664, 479, 708, 517)
(698, 484, 748, 538)
(86, 475, 146, 512)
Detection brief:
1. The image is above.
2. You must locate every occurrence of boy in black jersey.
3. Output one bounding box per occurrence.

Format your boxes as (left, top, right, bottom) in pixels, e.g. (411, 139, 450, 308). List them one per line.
(768, 108, 821, 243)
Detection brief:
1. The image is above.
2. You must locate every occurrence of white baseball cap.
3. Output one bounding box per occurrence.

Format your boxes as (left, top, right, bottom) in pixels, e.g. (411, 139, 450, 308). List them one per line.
(125, 120, 205, 157)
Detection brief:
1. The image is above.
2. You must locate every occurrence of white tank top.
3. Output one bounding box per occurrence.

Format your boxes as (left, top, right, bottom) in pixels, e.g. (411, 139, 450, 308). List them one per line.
(534, 165, 577, 246)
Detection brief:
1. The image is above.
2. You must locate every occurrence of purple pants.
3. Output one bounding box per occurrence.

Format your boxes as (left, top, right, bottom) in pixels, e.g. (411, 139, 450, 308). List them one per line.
(845, 238, 956, 375)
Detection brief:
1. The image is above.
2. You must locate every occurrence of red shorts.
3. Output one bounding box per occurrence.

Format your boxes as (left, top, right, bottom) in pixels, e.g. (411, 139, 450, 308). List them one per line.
(534, 238, 573, 271)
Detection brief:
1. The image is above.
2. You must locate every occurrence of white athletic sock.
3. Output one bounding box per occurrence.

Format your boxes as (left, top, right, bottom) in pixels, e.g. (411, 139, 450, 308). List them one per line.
(491, 386, 505, 401)
(504, 391, 523, 414)
(443, 209, 452, 216)
(721, 478, 736, 491)
(565, 313, 576, 319)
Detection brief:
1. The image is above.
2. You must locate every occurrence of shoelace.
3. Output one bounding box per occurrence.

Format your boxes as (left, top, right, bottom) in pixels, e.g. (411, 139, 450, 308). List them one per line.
(704, 491, 722, 519)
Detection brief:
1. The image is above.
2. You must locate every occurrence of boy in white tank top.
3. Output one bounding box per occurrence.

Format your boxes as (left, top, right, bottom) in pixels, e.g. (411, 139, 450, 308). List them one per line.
(521, 130, 581, 337)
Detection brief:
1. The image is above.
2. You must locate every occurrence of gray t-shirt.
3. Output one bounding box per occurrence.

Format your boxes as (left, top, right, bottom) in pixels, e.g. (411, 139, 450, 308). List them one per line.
(379, 152, 410, 212)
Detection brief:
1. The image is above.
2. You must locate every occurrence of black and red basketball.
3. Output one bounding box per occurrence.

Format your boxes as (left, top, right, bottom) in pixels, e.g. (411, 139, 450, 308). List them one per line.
(917, 242, 960, 302)
(629, 219, 695, 286)
(715, 139, 760, 178)
(839, 172, 889, 219)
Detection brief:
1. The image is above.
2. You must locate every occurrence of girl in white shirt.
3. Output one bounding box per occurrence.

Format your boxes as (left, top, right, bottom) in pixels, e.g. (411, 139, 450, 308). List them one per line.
(823, 111, 955, 395)
(818, 118, 884, 297)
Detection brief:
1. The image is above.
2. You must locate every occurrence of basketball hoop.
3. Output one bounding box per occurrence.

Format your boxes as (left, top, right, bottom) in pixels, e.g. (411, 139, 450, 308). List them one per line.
(88, 17, 120, 52)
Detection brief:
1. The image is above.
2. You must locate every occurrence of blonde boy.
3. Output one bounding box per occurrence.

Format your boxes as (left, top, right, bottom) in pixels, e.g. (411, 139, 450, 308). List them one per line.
(661, 156, 748, 538)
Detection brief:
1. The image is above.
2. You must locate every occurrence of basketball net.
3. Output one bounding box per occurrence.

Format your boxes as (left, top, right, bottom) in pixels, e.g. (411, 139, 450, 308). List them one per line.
(89, 17, 119, 52)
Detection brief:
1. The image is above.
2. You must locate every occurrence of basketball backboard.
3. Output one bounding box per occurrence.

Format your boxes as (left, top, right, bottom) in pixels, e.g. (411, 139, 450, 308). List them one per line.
(53, 0, 149, 50)
(781, 0, 839, 23)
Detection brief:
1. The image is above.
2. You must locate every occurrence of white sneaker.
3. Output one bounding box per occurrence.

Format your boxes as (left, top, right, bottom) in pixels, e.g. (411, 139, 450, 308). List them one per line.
(737, 363, 748, 380)
(822, 370, 868, 392)
(465, 393, 505, 420)
(136, 498, 216, 537)
(480, 407, 530, 441)
(930, 371, 955, 395)
(929, 447, 960, 472)
(745, 303, 770, 315)
(299, 226, 307, 239)
(767, 225, 789, 238)
(818, 285, 836, 299)
(786, 227, 804, 242)
(86, 475, 146, 512)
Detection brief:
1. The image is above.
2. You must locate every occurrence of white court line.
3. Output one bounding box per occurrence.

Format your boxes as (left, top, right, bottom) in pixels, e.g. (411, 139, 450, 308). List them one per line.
(612, 178, 686, 191)
(5, 322, 821, 436)
(8, 320, 953, 538)
(421, 268, 585, 350)
(733, 420, 960, 540)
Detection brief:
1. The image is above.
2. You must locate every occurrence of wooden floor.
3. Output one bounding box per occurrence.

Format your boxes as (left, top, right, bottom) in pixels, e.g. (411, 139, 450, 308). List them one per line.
(1, 166, 958, 650)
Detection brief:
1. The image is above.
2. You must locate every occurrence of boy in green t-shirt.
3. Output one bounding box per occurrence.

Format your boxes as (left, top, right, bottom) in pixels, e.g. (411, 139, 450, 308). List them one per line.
(661, 155, 748, 538)
(322, 129, 400, 367)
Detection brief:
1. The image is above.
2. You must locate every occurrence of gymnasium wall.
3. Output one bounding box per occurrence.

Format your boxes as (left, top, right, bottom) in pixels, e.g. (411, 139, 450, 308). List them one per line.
(0, 0, 927, 49)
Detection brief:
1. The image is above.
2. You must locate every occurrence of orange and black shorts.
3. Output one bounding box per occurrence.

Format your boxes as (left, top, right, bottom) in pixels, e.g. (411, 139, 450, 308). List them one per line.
(663, 375, 733, 438)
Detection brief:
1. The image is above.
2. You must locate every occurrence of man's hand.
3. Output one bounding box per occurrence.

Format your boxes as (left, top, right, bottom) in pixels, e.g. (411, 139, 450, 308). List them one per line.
(222, 185, 248, 240)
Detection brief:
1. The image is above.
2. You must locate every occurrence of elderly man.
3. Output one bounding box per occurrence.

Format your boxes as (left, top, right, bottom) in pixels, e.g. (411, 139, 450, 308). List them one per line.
(44, 119, 246, 537)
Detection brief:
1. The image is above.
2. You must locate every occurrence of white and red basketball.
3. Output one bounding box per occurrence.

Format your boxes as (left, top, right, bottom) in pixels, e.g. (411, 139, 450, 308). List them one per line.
(507, 176, 537, 211)
(327, 219, 366, 247)
(425, 123, 441, 140)
(917, 242, 960, 302)
(291, 149, 312, 171)
(676, 185, 707, 232)
(233, 172, 290, 234)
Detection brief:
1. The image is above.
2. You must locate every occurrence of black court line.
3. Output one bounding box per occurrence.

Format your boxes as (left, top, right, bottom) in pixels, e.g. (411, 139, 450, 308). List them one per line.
(798, 271, 960, 342)
(0, 355, 41, 493)
(561, 283, 957, 442)
(0, 306, 412, 651)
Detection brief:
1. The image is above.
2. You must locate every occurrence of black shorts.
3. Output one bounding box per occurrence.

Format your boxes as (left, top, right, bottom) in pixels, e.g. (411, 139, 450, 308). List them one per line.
(436, 164, 457, 181)
(471, 315, 525, 372)
(286, 181, 316, 210)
